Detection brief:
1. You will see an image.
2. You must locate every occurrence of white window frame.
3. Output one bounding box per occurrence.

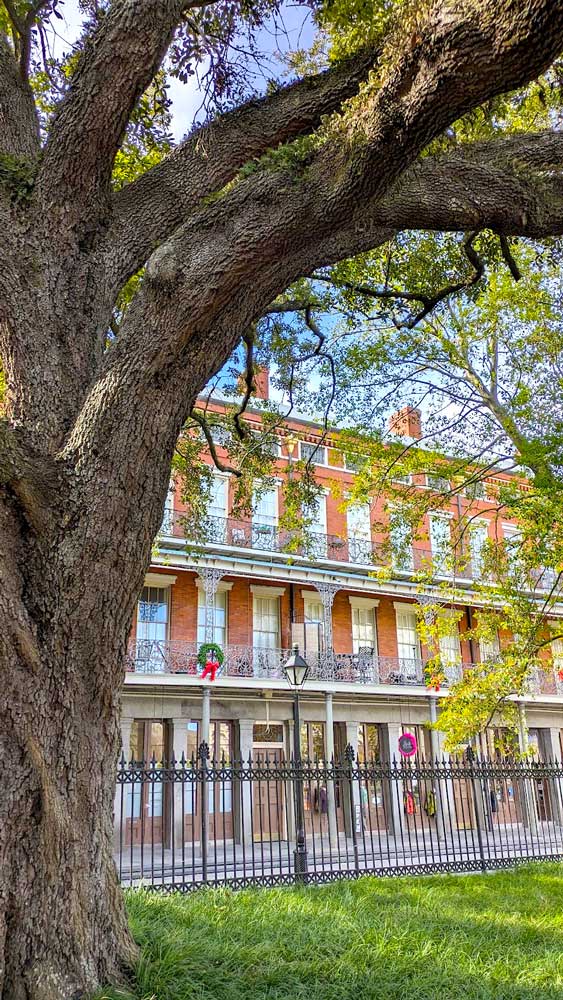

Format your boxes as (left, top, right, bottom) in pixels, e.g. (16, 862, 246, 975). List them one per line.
(349, 596, 379, 655)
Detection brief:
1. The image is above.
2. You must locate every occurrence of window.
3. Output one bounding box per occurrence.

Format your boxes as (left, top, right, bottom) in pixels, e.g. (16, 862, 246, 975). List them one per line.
(209, 474, 228, 517)
(253, 595, 280, 650)
(357, 724, 381, 763)
(438, 621, 462, 684)
(352, 605, 377, 654)
(390, 516, 414, 570)
(204, 474, 228, 542)
(347, 503, 372, 563)
(429, 514, 451, 573)
(344, 453, 363, 472)
(395, 607, 421, 679)
(426, 474, 450, 491)
(470, 522, 489, 580)
(159, 478, 175, 535)
(479, 633, 500, 664)
(252, 485, 278, 549)
(303, 494, 327, 558)
(303, 596, 324, 653)
(503, 526, 522, 571)
(392, 473, 411, 485)
(300, 722, 325, 761)
(136, 586, 169, 672)
(465, 480, 486, 499)
(551, 634, 563, 683)
(197, 588, 227, 647)
(300, 440, 327, 465)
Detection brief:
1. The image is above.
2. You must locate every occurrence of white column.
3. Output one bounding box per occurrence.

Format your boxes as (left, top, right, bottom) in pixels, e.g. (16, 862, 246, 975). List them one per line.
(546, 728, 563, 827)
(201, 687, 211, 751)
(518, 702, 539, 836)
(286, 720, 296, 841)
(345, 722, 360, 836)
(114, 717, 134, 851)
(170, 718, 187, 848)
(238, 720, 254, 847)
(325, 693, 338, 845)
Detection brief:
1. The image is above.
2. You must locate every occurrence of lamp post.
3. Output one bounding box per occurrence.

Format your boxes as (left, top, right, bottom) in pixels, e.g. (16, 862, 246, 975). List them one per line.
(284, 643, 309, 879)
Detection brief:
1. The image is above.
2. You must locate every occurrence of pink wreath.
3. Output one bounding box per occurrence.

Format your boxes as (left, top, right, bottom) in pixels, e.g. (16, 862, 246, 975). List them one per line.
(398, 731, 418, 757)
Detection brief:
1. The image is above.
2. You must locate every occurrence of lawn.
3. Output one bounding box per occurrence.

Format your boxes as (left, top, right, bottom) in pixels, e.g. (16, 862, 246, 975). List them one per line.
(97, 864, 563, 1000)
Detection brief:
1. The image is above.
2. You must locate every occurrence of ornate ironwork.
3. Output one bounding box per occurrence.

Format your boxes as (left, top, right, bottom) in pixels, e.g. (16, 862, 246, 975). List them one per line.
(115, 753, 563, 893)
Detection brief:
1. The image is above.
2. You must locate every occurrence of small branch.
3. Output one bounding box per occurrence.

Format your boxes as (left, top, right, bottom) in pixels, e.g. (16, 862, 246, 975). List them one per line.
(190, 410, 242, 476)
(498, 235, 522, 281)
(232, 329, 255, 442)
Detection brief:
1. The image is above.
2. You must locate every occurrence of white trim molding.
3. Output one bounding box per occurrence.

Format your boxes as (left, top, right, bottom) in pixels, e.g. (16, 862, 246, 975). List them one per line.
(393, 600, 417, 612)
(144, 572, 177, 588)
(250, 584, 286, 597)
(349, 596, 380, 610)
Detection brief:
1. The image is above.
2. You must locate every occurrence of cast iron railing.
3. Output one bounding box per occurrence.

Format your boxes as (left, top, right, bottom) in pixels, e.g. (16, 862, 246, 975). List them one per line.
(158, 510, 477, 580)
(115, 749, 563, 891)
(125, 639, 467, 687)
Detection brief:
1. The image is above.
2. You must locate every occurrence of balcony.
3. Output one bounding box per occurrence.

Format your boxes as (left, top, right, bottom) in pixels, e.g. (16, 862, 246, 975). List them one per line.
(126, 639, 464, 687)
(159, 511, 475, 581)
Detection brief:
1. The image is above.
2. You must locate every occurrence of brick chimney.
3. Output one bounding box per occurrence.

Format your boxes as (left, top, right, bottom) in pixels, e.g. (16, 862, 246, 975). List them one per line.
(237, 364, 269, 401)
(388, 406, 422, 440)
(253, 365, 269, 401)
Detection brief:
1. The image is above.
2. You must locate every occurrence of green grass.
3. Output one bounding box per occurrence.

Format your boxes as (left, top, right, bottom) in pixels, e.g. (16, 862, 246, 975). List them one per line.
(96, 864, 563, 1000)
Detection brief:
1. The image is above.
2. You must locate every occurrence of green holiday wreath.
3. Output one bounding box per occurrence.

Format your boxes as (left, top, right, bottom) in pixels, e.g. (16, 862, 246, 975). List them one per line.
(197, 642, 224, 671)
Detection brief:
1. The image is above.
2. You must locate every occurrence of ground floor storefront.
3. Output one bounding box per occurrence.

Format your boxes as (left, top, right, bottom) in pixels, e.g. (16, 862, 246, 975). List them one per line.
(115, 684, 563, 869)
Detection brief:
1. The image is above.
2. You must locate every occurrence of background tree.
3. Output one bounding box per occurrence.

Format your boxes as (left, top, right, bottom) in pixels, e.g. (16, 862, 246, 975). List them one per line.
(3, 1, 563, 997)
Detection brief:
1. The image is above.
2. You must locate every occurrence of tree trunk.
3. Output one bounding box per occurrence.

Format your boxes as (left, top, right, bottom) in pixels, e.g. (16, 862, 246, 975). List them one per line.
(0, 710, 136, 1000)
(0, 485, 150, 999)
(0, 621, 138, 1000)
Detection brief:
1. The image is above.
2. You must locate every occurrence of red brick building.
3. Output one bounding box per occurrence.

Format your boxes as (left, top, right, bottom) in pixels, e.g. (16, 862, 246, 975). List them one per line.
(119, 373, 563, 841)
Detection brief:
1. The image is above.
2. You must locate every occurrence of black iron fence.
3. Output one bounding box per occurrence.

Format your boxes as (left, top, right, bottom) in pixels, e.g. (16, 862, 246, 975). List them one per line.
(114, 747, 563, 891)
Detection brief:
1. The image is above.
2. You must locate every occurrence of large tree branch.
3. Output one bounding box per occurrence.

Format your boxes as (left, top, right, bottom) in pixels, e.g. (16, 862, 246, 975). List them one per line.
(0, 33, 39, 158)
(105, 47, 379, 287)
(37, 0, 188, 218)
(63, 2, 563, 493)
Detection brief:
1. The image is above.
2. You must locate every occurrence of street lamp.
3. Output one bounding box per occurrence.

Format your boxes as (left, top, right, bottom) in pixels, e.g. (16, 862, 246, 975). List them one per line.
(284, 644, 309, 878)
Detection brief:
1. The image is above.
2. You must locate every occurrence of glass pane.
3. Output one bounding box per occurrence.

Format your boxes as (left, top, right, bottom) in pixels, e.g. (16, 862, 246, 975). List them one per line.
(253, 724, 284, 743)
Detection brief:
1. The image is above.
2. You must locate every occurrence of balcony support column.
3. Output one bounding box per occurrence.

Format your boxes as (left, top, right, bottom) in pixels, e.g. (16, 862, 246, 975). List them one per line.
(313, 582, 341, 672)
(170, 717, 188, 848)
(113, 717, 134, 852)
(518, 703, 539, 837)
(546, 728, 563, 828)
(324, 693, 338, 846)
(238, 720, 254, 847)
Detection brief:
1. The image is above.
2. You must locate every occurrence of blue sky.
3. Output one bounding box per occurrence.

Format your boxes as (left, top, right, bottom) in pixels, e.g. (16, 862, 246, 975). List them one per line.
(51, 1, 317, 141)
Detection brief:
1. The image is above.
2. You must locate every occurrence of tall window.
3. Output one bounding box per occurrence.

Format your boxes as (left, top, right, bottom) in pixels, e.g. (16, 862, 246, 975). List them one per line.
(197, 589, 227, 647)
(347, 503, 372, 563)
(303, 494, 327, 557)
(390, 515, 414, 570)
(206, 474, 228, 543)
(395, 607, 421, 679)
(352, 606, 377, 654)
(470, 522, 489, 580)
(429, 514, 451, 573)
(438, 621, 462, 684)
(551, 633, 563, 684)
(253, 595, 280, 649)
(303, 596, 324, 653)
(479, 632, 500, 664)
(160, 478, 175, 535)
(503, 525, 522, 573)
(252, 485, 278, 549)
(136, 586, 169, 672)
